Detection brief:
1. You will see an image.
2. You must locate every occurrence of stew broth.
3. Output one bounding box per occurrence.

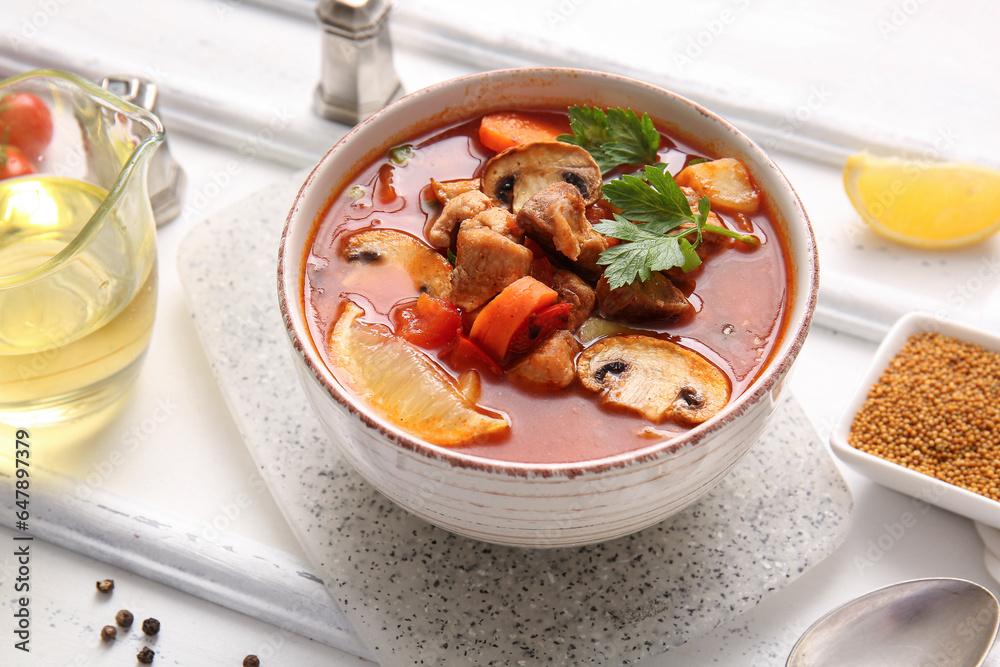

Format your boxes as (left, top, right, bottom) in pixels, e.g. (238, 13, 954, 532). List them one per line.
(305, 114, 791, 464)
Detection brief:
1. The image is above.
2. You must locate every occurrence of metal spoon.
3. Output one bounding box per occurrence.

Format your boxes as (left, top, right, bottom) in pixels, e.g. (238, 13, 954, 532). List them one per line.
(787, 578, 1000, 666)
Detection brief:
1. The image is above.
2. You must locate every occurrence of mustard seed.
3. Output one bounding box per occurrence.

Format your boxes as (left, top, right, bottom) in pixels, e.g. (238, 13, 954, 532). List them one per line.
(243, 656, 260, 667)
(137, 646, 155, 663)
(100, 625, 116, 641)
(96, 579, 114, 593)
(116, 609, 134, 627)
(849, 332, 1000, 501)
(141, 617, 160, 636)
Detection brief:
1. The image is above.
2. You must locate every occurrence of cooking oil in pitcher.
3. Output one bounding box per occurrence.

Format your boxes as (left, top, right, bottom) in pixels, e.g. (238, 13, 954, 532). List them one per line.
(0, 175, 157, 443)
(0, 69, 163, 449)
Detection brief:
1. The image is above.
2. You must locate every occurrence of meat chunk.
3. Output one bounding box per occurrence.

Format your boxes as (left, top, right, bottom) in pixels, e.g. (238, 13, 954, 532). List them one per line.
(596, 271, 692, 322)
(551, 268, 595, 331)
(430, 178, 482, 204)
(678, 185, 737, 258)
(469, 206, 524, 241)
(427, 189, 492, 248)
(516, 182, 608, 280)
(507, 330, 582, 391)
(450, 211, 533, 311)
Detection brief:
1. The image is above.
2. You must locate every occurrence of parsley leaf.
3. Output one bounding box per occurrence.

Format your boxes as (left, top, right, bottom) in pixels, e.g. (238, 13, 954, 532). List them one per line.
(557, 106, 660, 174)
(603, 165, 694, 226)
(593, 165, 758, 290)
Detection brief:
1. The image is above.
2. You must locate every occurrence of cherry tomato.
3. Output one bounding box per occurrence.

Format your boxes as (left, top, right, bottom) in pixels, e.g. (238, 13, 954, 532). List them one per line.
(0, 92, 54, 159)
(0, 145, 36, 180)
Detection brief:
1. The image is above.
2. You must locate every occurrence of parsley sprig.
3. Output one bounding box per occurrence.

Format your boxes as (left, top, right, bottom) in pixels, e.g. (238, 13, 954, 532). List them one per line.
(559, 105, 761, 290)
(594, 165, 760, 290)
(557, 106, 660, 174)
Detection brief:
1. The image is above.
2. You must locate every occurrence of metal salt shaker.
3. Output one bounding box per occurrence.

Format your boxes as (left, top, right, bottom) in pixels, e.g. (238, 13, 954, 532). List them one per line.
(313, 0, 402, 125)
(101, 75, 186, 226)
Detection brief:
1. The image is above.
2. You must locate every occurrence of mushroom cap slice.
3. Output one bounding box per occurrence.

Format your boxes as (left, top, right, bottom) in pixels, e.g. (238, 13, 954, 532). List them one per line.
(341, 229, 453, 299)
(481, 141, 602, 213)
(577, 334, 730, 425)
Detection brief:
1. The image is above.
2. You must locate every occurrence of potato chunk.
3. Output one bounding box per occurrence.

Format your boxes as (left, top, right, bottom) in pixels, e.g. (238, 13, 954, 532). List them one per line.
(675, 157, 760, 215)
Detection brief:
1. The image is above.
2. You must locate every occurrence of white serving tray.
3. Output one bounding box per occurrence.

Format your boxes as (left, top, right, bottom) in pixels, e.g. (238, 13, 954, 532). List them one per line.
(177, 176, 853, 665)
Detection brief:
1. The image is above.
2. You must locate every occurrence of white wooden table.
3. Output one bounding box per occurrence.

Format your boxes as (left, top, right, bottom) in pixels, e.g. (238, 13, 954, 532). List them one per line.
(2, 0, 1000, 664)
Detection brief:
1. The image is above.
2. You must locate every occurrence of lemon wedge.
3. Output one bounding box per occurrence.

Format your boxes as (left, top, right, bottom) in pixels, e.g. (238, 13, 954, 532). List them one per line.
(844, 152, 1000, 248)
(329, 302, 508, 447)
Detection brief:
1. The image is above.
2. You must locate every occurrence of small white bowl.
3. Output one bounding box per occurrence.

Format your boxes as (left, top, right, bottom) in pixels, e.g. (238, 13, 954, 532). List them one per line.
(831, 312, 1000, 528)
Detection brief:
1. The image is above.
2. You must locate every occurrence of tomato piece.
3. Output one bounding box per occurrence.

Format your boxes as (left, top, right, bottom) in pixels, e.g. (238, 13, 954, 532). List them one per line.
(468, 276, 559, 361)
(508, 302, 572, 354)
(392, 293, 461, 349)
(0, 145, 35, 180)
(523, 238, 554, 286)
(528, 254, 554, 286)
(0, 93, 53, 159)
(442, 334, 502, 376)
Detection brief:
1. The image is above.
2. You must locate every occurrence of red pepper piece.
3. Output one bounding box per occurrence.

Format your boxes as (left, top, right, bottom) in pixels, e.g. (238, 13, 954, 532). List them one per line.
(508, 302, 572, 354)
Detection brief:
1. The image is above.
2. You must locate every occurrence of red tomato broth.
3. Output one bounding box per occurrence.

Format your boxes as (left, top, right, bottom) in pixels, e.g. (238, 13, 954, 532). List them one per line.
(305, 113, 791, 464)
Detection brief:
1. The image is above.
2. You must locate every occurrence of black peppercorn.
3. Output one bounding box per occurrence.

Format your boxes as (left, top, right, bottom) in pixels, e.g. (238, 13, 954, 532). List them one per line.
(100, 625, 116, 641)
(96, 579, 114, 593)
(137, 646, 155, 663)
(141, 617, 160, 636)
(116, 609, 134, 627)
(243, 656, 260, 667)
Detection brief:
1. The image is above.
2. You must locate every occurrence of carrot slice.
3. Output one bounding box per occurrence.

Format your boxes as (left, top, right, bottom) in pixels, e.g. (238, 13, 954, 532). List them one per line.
(478, 111, 572, 153)
(469, 276, 559, 361)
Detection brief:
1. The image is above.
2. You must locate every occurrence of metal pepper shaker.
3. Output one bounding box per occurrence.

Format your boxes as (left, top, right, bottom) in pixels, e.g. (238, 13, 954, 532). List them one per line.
(101, 75, 186, 226)
(313, 0, 402, 125)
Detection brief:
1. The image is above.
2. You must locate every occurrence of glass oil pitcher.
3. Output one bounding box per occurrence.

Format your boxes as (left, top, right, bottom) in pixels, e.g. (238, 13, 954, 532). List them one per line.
(0, 69, 164, 446)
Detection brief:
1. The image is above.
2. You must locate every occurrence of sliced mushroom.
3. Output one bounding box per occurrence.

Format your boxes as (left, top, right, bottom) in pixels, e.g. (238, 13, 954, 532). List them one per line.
(577, 334, 730, 425)
(675, 158, 760, 215)
(427, 189, 492, 248)
(596, 271, 692, 322)
(482, 141, 602, 213)
(341, 229, 453, 299)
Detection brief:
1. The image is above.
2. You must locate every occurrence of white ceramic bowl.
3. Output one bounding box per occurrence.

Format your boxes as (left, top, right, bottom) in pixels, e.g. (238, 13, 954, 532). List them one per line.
(831, 312, 1000, 528)
(278, 68, 818, 548)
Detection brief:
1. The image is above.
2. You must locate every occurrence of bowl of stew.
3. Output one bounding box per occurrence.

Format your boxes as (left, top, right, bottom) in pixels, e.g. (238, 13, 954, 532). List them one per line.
(279, 67, 818, 547)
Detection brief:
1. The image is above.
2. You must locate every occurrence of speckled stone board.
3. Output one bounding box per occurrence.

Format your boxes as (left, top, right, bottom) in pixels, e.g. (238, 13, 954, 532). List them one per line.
(177, 177, 853, 666)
